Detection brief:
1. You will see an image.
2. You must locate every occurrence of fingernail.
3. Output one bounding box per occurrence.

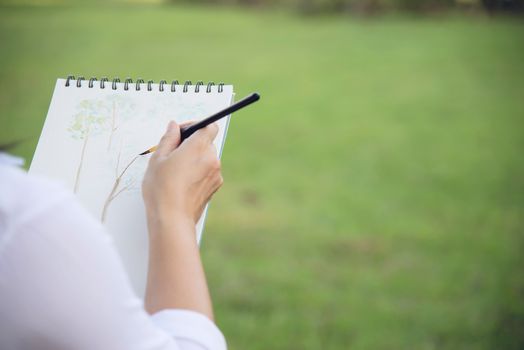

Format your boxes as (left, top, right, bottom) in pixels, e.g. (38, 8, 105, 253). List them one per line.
(167, 121, 175, 131)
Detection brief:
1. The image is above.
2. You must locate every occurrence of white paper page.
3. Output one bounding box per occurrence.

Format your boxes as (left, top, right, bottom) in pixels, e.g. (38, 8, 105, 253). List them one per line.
(29, 79, 234, 297)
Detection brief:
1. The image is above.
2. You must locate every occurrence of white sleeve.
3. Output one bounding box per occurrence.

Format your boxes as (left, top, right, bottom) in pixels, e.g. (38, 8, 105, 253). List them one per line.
(0, 171, 226, 350)
(151, 310, 227, 350)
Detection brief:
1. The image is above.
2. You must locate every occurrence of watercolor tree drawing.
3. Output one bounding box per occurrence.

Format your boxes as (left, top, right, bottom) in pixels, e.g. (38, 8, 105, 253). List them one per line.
(147, 95, 207, 126)
(100, 144, 139, 223)
(105, 95, 135, 151)
(99, 95, 138, 223)
(68, 99, 109, 193)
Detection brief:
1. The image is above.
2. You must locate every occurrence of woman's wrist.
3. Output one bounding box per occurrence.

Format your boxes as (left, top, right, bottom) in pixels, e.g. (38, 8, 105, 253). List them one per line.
(145, 209, 210, 317)
(146, 207, 196, 239)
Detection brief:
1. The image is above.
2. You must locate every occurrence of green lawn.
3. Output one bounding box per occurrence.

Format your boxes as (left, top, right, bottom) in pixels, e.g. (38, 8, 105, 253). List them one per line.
(1, 5, 524, 349)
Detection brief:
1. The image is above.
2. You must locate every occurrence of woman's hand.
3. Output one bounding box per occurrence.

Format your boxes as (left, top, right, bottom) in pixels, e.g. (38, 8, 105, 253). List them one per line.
(142, 120, 223, 232)
(143, 120, 223, 318)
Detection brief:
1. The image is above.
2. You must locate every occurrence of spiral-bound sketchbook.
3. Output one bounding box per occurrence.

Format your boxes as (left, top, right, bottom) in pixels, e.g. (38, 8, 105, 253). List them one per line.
(29, 76, 234, 297)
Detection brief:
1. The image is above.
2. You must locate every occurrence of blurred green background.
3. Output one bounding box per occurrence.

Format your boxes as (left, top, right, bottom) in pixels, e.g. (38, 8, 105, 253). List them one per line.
(1, 1, 524, 349)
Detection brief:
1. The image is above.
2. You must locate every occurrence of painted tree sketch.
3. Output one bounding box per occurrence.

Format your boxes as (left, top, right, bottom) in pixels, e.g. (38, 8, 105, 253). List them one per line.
(100, 145, 139, 223)
(66, 93, 213, 225)
(99, 96, 137, 222)
(146, 94, 207, 126)
(68, 99, 108, 193)
(68, 95, 139, 223)
(105, 95, 135, 151)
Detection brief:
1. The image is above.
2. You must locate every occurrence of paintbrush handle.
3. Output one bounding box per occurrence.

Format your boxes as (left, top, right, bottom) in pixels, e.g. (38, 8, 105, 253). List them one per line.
(179, 92, 260, 142)
(139, 92, 260, 156)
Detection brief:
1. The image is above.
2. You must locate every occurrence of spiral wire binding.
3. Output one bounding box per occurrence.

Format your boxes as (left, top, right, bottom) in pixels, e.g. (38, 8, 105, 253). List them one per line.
(112, 78, 120, 90)
(171, 80, 179, 92)
(100, 77, 109, 89)
(183, 81, 192, 93)
(88, 78, 97, 88)
(124, 78, 132, 91)
(76, 76, 84, 88)
(65, 75, 225, 93)
(136, 79, 144, 91)
(65, 75, 75, 87)
(195, 81, 204, 93)
(159, 80, 167, 92)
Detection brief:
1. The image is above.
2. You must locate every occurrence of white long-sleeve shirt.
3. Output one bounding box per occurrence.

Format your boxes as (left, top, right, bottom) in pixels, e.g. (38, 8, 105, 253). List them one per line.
(0, 153, 227, 350)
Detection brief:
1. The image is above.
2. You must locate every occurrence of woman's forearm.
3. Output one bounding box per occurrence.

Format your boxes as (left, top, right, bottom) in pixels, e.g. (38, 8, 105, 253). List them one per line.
(144, 215, 214, 320)
(142, 121, 222, 321)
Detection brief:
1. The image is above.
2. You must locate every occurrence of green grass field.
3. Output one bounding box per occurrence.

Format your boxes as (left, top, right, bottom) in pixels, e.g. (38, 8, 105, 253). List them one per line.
(1, 4, 524, 349)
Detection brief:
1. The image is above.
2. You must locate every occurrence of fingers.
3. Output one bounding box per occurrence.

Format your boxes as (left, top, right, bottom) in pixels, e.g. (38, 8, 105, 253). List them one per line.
(203, 165, 224, 201)
(213, 173, 224, 191)
(208, 173, 224, 203)
(193, 123, 219, 145)
(206, 151, 221, 172)
(201, 146, 222, 185)
(178, 123, 219, 154)
(155, 121, 181, 157)
(180, 120, 196, 128)
(193, 158, 223, 221)
(205, 123, 220, 142)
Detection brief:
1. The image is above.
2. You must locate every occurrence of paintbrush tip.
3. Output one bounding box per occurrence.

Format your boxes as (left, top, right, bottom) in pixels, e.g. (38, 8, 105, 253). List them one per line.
(139, 145, 157, 156)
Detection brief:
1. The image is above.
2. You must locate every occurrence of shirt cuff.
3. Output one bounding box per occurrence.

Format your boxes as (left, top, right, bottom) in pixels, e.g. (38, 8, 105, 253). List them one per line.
(151, 309, 227, 350)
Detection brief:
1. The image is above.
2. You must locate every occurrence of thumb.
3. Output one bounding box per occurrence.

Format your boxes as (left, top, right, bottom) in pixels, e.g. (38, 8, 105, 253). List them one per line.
(155, 121, 181, 156)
